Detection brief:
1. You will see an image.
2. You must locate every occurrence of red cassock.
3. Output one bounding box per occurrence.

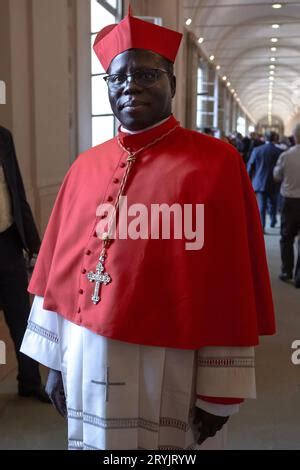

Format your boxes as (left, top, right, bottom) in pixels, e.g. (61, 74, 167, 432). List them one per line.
(28, 116, 276, 349)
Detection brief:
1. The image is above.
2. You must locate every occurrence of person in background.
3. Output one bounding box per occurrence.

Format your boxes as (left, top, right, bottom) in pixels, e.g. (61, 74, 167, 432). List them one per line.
(247, 130, 283, 231)
(0, 126, 50, 402)
(274, 123, 300, 288)
(203, 127, 215, 137)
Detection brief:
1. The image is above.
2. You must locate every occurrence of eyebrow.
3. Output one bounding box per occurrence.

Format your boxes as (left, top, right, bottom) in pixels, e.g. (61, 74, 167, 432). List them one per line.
(109, 65, 161, 75)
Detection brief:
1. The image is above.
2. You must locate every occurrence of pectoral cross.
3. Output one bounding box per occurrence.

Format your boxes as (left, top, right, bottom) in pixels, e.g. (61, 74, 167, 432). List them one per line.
(87, 255, 111, 304)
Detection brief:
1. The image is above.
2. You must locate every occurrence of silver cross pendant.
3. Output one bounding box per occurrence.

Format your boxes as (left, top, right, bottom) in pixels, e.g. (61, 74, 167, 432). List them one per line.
(87, 255, 111, 305)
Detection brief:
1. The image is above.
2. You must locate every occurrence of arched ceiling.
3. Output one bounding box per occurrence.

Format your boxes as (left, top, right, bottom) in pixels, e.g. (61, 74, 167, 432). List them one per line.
(183, 0, 300, 127)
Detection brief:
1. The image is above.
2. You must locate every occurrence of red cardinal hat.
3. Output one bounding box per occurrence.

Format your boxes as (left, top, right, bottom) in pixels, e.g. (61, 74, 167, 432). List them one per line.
(93, 5, 183, 71)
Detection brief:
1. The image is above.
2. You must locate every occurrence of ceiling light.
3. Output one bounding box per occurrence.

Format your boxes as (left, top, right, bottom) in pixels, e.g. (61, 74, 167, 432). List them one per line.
(198, 37, 204, 44)
(216, 65, 221, 70)
(270, 64, 275, 69)
(222, 76, 227, 81)
(209, 55, 215, 61)
(271, 38, 278, 43)
(227, 81, 231, 86)
(272, 3, 282, 9)
(271, 47, 277, 52)
(185, 18, 192, 26)
(231, 88, 235, 93)
(272, 24, 280, 29)
(269, 76, 275, 81)
(270, 57, 276, 62)
(270, 70, 275, 75)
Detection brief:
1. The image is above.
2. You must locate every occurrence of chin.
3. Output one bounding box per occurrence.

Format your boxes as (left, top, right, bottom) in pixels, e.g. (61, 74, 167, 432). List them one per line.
(119, 115, 155, 131)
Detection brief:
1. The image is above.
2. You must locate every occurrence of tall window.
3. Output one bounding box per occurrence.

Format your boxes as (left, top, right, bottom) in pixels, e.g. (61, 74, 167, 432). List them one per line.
(196, 66, 204, 130)
(196, 61, 215, 131)
(91, 0, 122, 146)
(237, 116, 246, 136)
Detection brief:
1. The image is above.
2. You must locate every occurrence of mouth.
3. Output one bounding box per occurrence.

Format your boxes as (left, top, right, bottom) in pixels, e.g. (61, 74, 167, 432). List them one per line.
(120, 101, 148, 110)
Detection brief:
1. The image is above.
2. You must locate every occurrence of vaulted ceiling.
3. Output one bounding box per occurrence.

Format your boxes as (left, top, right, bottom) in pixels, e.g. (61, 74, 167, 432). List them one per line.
(183, 0, 300, 126)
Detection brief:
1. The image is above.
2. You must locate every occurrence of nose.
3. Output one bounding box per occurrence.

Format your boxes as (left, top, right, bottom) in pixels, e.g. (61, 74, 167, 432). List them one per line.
(123, 75, 142, 94)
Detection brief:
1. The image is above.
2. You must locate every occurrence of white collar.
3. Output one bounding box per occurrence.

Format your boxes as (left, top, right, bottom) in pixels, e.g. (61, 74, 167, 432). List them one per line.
(120, 117, 170, 135)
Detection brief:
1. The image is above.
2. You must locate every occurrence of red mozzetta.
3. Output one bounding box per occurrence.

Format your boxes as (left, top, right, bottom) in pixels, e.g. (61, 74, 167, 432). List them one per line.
(28, 116, 275, 349)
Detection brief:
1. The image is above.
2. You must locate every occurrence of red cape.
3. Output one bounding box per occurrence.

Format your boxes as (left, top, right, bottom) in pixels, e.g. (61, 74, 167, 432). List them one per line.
(29, 116, 275, 349)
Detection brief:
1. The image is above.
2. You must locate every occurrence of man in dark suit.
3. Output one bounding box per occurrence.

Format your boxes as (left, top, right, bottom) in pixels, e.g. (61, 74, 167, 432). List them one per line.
(247, 131, 283, 231)
(0, 125, 49, 402)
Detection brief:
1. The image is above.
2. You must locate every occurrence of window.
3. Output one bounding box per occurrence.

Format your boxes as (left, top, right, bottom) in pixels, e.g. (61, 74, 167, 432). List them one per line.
(90, 0, 122, 146)
(196, 61, 215, 131)
(196, 66, 204, 130)
(237, 116, 246, 136)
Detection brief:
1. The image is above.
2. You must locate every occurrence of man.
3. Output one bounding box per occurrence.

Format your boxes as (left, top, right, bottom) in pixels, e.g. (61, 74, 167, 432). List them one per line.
(203, 127, 214, 137)
(0, 125, 49, 402)
(21, 9, 275, 450)
(274, 123, 300, 288)
(247, 130, 283, 231)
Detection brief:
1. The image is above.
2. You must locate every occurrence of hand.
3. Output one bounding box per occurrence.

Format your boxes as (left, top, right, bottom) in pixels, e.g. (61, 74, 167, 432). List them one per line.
(193, 407, 229, 446)
(25, 251, 37, 274)
(28, 251, 37, 266)
(45, 369, 67, 419)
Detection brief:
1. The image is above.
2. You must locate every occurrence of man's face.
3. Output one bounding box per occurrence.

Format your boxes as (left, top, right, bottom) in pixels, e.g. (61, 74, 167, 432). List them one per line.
(107, 49, 176, 131)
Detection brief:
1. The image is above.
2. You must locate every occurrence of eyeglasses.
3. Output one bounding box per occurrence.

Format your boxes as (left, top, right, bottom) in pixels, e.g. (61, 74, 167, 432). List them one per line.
(103, 68, 171, 90)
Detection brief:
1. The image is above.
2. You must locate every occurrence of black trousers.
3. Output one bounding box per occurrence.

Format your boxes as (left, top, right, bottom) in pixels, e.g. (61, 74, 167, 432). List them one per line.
(280, 197, 300, 280)
(0, 224, 41, 388)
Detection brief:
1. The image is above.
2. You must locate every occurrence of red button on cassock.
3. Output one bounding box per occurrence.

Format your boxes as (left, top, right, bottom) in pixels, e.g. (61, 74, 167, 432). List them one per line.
(79, 289, 83, 295)
(86, 250, 91, 255)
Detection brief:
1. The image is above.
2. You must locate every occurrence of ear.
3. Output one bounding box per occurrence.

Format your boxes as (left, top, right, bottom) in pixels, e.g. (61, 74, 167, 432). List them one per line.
(170, 75, 176, 98)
